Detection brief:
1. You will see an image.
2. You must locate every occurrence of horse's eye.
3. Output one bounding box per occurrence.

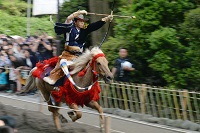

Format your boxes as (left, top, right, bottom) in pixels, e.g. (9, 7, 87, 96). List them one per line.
(97, 62, 101, 65)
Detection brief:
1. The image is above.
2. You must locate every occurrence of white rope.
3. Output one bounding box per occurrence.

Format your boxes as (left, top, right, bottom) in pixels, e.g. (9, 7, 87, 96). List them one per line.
(60, 59, 97, 90)
(0, 94, 191, 133)
(0, 66, 30, 72)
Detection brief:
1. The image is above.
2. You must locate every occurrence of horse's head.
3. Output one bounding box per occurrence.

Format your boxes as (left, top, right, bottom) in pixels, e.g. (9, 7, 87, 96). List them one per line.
(90, 47, 113, 83)
(70, 47, 113, 83)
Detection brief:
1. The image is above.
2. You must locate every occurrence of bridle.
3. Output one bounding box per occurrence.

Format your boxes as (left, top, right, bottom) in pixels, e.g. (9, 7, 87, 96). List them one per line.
(78, 53, 106, 81)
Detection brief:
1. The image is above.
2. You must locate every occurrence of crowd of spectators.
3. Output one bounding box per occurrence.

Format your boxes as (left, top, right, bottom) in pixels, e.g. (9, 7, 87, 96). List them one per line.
(0, 33, 57, 94)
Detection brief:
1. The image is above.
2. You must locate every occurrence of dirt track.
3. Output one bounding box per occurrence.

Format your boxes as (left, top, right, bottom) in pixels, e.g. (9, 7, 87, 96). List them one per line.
(0, 104, 102, 133)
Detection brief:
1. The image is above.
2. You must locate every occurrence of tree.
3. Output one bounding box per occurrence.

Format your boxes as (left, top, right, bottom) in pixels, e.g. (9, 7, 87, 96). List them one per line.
(178, 7, 200, 90)
(148, 27, 187, 89)
(0, 11, 54, 37)
(0, 0, 27, 16)
(102, 0, 197, 87)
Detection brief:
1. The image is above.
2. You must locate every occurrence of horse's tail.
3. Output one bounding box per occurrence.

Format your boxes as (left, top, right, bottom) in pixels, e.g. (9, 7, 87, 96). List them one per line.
(17, 67, 37, 94)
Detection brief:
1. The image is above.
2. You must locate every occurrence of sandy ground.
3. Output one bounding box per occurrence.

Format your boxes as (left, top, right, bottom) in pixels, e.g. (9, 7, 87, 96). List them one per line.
(0, 103, 102, 133)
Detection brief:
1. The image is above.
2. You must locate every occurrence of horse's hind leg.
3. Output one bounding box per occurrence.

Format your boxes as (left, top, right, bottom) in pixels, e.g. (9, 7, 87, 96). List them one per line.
(86, 101, 104, 129)
(68, 103, 82, 122)
(54, 102, 68, 123)
(38, 83, 62, 131)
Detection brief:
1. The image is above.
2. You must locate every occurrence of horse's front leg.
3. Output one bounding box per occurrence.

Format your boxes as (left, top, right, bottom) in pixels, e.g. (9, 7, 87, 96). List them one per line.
(86, 101, 104, 130)
(68, 103, 82, 122)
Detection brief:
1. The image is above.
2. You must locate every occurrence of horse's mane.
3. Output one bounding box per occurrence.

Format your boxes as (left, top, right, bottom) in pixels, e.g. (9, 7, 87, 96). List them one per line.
(70, 47, 103, 75)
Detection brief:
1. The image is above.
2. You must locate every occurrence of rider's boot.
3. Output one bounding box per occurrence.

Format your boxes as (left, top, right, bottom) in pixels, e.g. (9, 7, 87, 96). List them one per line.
(60, 59, 73, 76)
(43, 59, 73, 85)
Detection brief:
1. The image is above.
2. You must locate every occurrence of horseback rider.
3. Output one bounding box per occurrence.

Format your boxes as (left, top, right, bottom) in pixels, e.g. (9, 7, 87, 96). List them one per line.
(43, 10, 113, 85)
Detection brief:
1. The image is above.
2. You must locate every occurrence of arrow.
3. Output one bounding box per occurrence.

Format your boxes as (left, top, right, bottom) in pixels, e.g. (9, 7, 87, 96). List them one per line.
(87, 12, 136, 19)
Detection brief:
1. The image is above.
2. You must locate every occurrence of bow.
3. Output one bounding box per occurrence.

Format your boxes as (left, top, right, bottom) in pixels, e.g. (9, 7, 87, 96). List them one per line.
(98, 0, 115, 48)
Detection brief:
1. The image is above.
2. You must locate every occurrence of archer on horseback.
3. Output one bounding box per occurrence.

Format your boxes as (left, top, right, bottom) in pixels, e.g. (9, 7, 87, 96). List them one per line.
(43, 10, 113, 85)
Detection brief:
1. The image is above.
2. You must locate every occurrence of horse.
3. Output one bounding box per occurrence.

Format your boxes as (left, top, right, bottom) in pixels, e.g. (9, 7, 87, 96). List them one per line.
(19, 47, 113, 131)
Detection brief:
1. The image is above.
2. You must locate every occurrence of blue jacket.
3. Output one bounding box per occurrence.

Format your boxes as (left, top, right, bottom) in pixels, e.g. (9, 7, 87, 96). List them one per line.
(0, 72, 8, 85)
(54, 20, 105, 48)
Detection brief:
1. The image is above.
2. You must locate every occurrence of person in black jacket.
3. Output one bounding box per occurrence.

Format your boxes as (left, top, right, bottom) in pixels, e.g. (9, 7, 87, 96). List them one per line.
(112, 48, 135, 82)
(44, 10, 113, 85)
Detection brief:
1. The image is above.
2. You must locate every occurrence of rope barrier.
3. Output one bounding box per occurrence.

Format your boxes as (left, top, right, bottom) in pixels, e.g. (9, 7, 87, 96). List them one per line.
(0, 66, 31, 72)
(0, 94, 191, 133)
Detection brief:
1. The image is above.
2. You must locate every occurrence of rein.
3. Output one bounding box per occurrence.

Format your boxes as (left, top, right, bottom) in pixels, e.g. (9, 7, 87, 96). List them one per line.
(61, 53, 105, 91)
(78, 53, 105, 78)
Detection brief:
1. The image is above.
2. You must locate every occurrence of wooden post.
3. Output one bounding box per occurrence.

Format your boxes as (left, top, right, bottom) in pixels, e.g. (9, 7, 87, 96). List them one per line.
(180, 90, 188, 120)
(111, 83, 118, 108)
(117, 82, 123, 109)
(139, 84, 147, 114)
(99, 82, 104, 106)
(186, 91, 194, 122)
(149, 88, 157, 117)
(106, 84, 113, 108)
(172, 91, 181, 119)
(167, 91, 175, 119)
(192, 93, 200, 123)
(132, 83, 140, 113)
(103, 84, 108, 108)
(127, 84, 134, 112)
(121, 83, 129, 110)
(155, 89, 163, 117)
(161, 89, 169, 118)
(145, 86, 151, 115)
(104, 116, 111, 133)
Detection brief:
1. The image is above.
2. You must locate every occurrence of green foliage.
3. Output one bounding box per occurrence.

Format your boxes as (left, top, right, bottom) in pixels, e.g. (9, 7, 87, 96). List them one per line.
(0, 11, 54, 37)
(102, 37, 128, 66)
(148, 27, 187, 88)
(103, 0, 200, 90)
(178, 7, 200, 90)
(59, 0, 87, 23)
(0, 0, 27, 16)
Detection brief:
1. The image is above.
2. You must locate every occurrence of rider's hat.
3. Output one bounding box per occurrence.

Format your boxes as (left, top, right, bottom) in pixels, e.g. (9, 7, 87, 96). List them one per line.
(74, 14, 88, 22)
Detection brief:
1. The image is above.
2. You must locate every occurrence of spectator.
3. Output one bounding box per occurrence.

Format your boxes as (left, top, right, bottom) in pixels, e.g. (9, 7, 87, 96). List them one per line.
(0, 116, 17, 133)
(23, 49, 37, 68)
(21, 43, 29, 50)
(9, 55, 29, 92)
(112, 47, 135, 82)
(8, 68, 17, 93)
(0, 67, 8, 91)
(0, 33, 56, 93)
(2, 38, 8, 46)
(32, 36, 53, 61)
(9, 55, 26, 69)
(13, 44, 24, 59)
(0, 53, 11, 67)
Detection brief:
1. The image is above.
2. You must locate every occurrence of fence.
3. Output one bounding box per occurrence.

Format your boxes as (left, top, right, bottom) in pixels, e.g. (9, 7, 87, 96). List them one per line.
(99, 81, 200, 124)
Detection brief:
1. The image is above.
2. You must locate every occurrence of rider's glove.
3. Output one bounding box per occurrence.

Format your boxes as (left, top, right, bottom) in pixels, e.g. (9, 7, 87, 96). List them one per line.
(102, 15, 113, 22)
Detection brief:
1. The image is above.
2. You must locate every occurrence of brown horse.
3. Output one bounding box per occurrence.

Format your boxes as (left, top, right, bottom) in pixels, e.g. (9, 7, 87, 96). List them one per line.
(20, 47, 113, 131)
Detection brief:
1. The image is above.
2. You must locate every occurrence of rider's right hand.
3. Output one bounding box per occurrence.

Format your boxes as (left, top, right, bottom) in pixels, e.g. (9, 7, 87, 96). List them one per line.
(73, 10, 87, 17)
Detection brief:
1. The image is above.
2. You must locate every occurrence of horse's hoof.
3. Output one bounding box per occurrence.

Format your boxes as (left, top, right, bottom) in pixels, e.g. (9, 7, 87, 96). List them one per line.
(100, 123, 104, 132)
(57, 129, 64, 133)
(61, 118, 68, 123)
(68, 111, 77, 122)
(68, 111, 75, 116)
(58, 114, 68, 123)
